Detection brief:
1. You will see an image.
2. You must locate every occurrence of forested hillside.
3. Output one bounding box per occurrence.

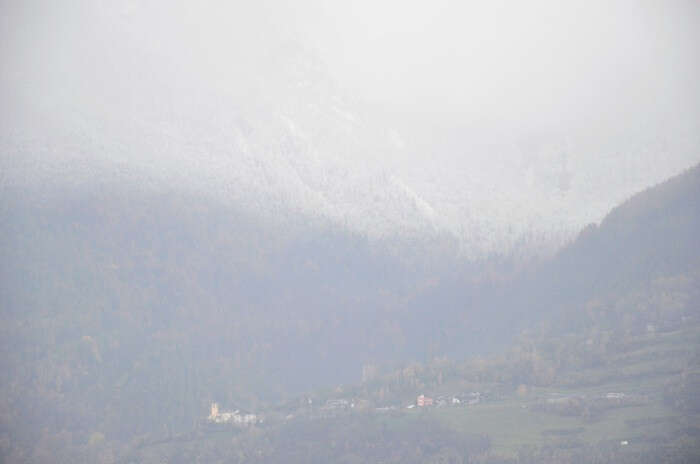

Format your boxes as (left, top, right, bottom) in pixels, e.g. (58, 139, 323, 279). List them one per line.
(142, 164, 699, 463)
(0, 176, 477, 462)
(1, 160, 698, 462)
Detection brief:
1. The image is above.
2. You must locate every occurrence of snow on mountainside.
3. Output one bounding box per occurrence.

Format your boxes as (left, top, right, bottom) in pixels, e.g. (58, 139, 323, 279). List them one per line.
(2, 2, 700, 259)
(394, 121, 700, 257)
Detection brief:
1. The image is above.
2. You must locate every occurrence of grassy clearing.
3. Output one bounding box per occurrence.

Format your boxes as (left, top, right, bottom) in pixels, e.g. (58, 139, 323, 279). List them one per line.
(428, 399, 678, 454)
(396, 325, 700, 456)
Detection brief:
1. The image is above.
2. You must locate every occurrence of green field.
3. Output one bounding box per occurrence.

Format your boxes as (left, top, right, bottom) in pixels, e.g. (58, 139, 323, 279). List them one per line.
(404, 326, 700, 457)
(428, 398, 681, 456)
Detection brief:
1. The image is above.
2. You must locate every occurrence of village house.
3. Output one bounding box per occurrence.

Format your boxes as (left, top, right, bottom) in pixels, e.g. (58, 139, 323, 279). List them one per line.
(208, 402, 259, 426)
(417, 394, 434, 407)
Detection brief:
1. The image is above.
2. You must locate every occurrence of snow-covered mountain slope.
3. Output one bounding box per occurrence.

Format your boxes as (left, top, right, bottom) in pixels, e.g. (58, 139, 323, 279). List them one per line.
(392, 121, 700, 257)
(2, 2, 699, 259)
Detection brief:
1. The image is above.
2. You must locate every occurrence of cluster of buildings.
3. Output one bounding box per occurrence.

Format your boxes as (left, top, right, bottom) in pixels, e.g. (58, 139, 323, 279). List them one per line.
(208, 402, 259, 426)
(208, 390, 487, 425)
(407, 392, 482, 409)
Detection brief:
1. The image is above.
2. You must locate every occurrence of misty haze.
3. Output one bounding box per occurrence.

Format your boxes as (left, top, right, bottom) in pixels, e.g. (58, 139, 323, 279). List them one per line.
(1, 1, 700, 463)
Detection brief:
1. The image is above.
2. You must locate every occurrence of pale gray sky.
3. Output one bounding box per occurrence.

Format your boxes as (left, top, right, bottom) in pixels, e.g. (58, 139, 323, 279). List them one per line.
(4, 0, 699, 131)
(300, 0, 700, 132)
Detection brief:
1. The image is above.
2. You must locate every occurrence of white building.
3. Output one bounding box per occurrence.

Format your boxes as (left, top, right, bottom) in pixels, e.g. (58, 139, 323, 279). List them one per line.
(208, 402, 259, 426)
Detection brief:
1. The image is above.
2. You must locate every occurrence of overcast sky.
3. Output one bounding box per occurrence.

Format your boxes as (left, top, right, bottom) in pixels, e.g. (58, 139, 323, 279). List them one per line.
(5, 0, 699, 130)
(293, 0, 700, 133)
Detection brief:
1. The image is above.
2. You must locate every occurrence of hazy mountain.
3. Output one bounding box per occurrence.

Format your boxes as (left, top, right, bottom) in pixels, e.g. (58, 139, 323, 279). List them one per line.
(395, 163, 700, 358)
(3, 2, 699, 259)
(2, 2, 700, 462)
(2, 158, 698, 463)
